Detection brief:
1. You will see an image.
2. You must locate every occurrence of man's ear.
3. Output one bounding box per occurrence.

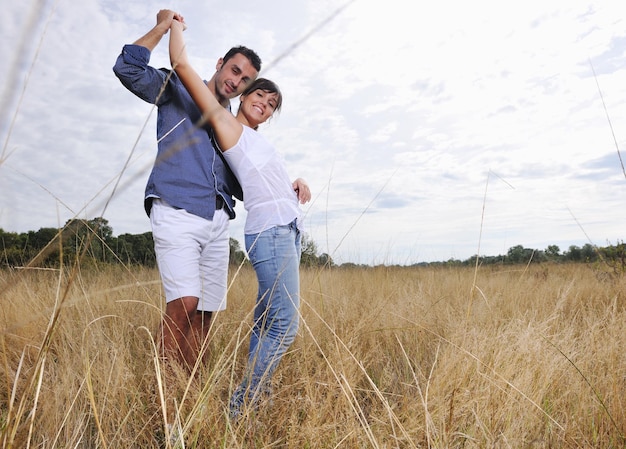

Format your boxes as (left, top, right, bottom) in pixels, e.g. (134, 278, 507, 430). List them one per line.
(215, 58, 224, 71)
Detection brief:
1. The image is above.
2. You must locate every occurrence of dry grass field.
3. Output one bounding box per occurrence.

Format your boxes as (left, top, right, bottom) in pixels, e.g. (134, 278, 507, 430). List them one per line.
(0, 262, 625, 448)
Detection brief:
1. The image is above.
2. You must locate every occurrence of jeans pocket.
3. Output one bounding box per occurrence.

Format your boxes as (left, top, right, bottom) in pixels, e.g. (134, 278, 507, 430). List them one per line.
(274, 225, 292, 236)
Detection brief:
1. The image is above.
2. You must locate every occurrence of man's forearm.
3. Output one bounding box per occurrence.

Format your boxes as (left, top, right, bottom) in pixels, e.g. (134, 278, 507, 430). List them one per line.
(133, 22, 169, 52)
(132, 10, 177, 51)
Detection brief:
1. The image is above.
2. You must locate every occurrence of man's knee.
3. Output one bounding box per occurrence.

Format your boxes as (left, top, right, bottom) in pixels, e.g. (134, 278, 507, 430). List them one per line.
(165, 296, 200, 327)
(192, 310, 213, 331)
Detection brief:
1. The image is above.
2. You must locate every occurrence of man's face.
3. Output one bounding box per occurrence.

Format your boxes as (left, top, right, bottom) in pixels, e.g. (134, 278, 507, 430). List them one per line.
(213, 53, 258, 102)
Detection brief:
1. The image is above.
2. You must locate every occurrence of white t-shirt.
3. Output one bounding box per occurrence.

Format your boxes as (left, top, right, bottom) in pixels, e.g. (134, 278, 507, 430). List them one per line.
(223, 126, 302, 235)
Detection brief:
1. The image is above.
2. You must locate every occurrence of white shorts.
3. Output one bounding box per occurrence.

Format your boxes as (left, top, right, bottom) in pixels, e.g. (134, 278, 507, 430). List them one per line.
(150, 199, 230, 312)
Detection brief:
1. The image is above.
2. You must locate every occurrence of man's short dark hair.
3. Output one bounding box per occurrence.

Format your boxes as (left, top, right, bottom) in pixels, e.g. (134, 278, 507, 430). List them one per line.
(223, 46, 262, 72)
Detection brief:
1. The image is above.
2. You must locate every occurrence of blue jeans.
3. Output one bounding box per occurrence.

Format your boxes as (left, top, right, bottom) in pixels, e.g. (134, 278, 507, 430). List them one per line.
(230, 220, 301, 417)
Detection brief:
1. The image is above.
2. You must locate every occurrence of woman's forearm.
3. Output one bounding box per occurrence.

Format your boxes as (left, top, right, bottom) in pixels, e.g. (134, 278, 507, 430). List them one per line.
(169, 22, 223, 121)
(169, 20, 190, 74)
(168, 20, 242, 150)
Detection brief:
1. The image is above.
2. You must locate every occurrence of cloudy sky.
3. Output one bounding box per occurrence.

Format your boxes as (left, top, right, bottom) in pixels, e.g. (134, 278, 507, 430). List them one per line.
(1, 0, 625, 265)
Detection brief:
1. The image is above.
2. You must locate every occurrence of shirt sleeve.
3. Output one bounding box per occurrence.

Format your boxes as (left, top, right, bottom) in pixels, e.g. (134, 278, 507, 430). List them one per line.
(112, 44, 171, 105)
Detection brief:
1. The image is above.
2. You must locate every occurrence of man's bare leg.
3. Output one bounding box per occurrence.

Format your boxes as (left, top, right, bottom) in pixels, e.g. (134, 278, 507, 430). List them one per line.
(190, 311, 213, 369)
(159, 296, 199, 371)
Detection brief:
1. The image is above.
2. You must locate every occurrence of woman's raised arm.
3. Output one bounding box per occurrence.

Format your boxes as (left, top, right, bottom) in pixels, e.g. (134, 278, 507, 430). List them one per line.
(169, 19, 242, 150)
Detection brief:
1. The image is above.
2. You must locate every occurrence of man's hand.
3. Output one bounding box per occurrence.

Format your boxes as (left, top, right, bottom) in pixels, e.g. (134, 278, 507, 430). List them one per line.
(156, 9, 187, 32)
(132, 9, 184, 49)
(292, 178, 311, 204)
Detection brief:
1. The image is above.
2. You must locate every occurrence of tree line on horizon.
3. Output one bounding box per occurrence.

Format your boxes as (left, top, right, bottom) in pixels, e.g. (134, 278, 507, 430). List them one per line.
(0, 217, 332, 269)
(0, 217, 624, 273)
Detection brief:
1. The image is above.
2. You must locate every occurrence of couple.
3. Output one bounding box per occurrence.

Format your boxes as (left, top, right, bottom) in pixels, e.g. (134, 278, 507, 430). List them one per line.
(113, 9, 309, 419)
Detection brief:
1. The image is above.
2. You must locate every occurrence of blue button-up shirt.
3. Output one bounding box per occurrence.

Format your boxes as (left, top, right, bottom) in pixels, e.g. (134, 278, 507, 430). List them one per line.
(113, 44, 242, 220)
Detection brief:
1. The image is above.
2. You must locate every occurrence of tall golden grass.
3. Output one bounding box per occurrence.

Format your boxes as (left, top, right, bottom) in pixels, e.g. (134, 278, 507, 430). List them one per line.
(1, 262, 625, 448)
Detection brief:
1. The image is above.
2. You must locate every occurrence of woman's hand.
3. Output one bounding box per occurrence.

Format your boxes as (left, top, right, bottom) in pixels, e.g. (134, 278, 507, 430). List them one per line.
(292, 178, 311, 204)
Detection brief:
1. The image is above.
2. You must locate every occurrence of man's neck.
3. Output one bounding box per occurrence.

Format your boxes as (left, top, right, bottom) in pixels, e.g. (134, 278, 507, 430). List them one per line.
(205, 80, 230, 108)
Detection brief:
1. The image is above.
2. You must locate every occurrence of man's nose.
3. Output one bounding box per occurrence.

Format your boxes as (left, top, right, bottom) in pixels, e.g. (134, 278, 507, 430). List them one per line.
(232, 76, 243, 88)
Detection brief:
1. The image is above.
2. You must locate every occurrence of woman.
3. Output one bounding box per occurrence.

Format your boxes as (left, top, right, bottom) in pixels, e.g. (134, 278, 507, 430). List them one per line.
(168, 16, 311, 419)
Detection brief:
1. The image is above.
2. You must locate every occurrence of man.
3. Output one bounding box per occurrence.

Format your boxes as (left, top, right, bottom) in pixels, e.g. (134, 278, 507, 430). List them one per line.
(113, 10, 261, 372)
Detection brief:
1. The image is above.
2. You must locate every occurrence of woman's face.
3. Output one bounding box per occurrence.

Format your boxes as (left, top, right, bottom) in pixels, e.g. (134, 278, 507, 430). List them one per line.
(241, 89, 280, 126)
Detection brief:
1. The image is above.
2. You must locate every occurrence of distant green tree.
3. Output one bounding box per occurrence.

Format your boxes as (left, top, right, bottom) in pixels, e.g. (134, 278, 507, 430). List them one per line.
(90, 217, 114, 263)
(599, 240, 626, 275)
(27, 227, 59, 248)
(580, 243, 597, 262)
(294, 234, 333, 267)
(318, 252, 334, 267)
(565, 245, 582, 262)
(0, 229, 26, 266)
(0, 228, 19, 247)
(57, 217, 115, 264)
(300, 234, 319, 267)
(545, 245, 560, 259)
(506, 245, 535, 264)
(26, 227, 61, 265)
(444, 258, 463, 267)
(229, 237, 246, 266)
(116, 232, 155, 266)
